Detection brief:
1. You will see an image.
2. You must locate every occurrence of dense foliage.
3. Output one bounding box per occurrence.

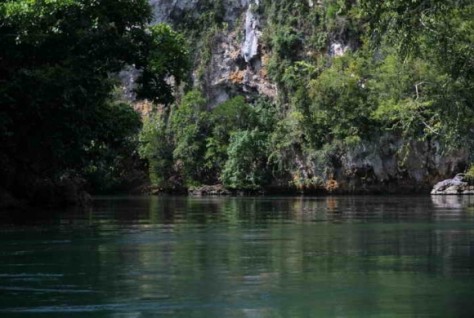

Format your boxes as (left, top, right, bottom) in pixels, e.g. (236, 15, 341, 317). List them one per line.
(139, 92, 276, 190)
(1, 0, 472, 199)
(0, 0, 188, 204)
(139, 0, 473, 192)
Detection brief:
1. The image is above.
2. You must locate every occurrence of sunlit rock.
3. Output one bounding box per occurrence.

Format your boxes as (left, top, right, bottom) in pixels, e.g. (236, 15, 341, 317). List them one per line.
(330, 42, 349, 57)
(431, 173, 473, 195)
(241, 1, 260, 63)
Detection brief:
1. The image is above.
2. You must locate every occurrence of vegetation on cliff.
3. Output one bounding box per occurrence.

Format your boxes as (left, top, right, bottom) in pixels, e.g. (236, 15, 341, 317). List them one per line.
(139, 93, 276, 190)
(140, 0, 473, 192)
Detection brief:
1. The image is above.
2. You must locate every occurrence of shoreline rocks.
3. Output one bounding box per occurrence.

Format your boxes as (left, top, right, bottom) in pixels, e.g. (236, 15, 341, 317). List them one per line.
(431, 173, 474, 195)
(188, 184, 232, 196)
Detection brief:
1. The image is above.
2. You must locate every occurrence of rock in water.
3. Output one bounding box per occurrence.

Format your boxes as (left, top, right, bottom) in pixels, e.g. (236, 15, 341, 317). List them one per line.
(431, 173, 474, 195)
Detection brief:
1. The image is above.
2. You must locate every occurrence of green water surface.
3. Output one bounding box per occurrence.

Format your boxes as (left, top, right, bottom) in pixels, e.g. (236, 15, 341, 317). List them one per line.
(1, 195, 474, 317)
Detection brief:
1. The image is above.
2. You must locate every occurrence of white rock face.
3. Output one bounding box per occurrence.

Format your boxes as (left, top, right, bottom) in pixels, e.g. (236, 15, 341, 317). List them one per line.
(241, 2, 260, 62)
(330, 42, 349, 57)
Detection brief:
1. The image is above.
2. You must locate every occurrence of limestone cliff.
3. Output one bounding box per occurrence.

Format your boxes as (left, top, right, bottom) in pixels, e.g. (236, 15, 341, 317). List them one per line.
(149, 0, 275, 108)
(140, 0, 470, 193)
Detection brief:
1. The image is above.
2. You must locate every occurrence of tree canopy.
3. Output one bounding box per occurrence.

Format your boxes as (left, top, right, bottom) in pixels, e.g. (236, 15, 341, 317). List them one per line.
(0, 0, 188, 203)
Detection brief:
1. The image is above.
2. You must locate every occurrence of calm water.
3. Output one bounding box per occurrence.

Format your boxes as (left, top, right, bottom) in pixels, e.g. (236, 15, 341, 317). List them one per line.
(1, 195, 474, 317)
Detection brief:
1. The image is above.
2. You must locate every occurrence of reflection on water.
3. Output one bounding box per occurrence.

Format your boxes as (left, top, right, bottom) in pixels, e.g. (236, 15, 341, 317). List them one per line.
(1, 196, 474, 317)
(431, 194, 474, 209)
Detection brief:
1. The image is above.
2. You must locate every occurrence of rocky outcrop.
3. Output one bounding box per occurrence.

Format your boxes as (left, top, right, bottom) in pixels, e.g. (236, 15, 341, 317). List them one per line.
(148, 0, 276, 108)
(431, 174, 474, 195)
(341, 139, 468, 193)
(199, 1, 276, 107)
(188, 184, 232, 196)
(294, 136, 469, 194)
